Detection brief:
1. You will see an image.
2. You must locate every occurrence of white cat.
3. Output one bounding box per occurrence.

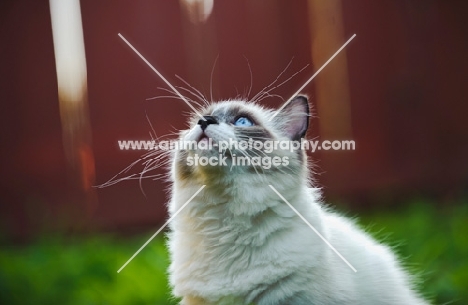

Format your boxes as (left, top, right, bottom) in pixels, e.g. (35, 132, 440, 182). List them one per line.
(167, 96, 429, 305)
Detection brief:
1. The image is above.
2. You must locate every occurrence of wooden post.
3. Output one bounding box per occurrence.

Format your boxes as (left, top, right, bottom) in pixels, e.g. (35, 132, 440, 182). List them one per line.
(307, 0, 355, 191)
(307, 0, 352, 139)
(50, 0, 97, 218)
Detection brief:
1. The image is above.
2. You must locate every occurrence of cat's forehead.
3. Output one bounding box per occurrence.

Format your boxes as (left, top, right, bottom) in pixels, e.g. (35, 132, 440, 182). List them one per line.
(203, 100, 270, 119)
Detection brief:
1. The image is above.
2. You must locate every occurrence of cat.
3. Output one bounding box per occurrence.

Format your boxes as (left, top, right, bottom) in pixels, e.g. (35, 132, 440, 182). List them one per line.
(167, 96, 430, 305)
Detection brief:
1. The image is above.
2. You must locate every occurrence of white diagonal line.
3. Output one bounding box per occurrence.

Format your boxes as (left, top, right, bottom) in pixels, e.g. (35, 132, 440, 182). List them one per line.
(117, 33, 206, 121)
(117, 185, 206, 273)
(269, 34, 356, 121)
(269, 185, 357, 272)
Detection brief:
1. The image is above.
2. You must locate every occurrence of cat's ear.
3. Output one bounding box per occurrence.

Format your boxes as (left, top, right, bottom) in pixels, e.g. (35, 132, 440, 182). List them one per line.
(275, 95, 310, 140)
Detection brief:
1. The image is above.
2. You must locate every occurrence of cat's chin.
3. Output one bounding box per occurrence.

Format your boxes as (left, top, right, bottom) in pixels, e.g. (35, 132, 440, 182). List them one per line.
(198, 136, 209, 144)
(190, 147, 222, 159)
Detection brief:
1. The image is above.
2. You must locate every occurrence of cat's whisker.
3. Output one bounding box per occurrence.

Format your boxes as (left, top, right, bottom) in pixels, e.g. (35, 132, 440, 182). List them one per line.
(154, 87, 204, 109)
(175, 74, 210, 106)
(156, 86, 184, 97)
(139, 158, 157, 197)
(246, 148, 292, 177)
(117, 33, 205, 121)
(255, 64, 309, 104)
(235, 135, 272, 141)
(181, 111, 195, 119)
(143, 150, 170, 162)
(210, 55, 219, 103)
(145, 111, 158, 142)
(243, 55, 253, 100)
(246, 151, 268, 178)
(174, 86, 206, 108)
(270, 64, 309, 92)
(97, 132, 178, 190)
(146, 95, 183, 101)
(271, 34, 357, 121)
(255, 93, 285, 104)
(144, 158, 171, 173)
(244, 150, 270, 178)
(234, 148, 266, 180)
(250, 58, 294, 103)
(103, 174, 164, 186)
(95, 157, 143, 188)
(252, 63, 309, 106)
(235, 133, 270, 137)
(234, 86, 240, 99)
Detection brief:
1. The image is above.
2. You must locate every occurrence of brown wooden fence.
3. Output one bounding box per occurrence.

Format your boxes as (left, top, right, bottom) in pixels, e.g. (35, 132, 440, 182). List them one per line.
(1, 0, 467, 240)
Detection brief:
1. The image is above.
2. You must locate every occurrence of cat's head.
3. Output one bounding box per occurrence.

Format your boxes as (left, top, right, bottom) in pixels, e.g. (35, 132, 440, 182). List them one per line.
(172, 96, 310, 184)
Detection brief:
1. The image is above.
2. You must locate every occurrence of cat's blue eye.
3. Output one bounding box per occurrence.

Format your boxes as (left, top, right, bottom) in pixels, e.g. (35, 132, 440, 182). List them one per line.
(234, 117, 254, 127)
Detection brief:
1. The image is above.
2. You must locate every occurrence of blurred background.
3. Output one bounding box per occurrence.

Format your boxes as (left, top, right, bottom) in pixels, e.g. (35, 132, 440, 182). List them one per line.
(0, 0, 467, 304)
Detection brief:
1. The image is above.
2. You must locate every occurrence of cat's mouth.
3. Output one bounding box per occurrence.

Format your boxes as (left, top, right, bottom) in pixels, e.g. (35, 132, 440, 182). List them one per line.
(197, 133, 209, 143)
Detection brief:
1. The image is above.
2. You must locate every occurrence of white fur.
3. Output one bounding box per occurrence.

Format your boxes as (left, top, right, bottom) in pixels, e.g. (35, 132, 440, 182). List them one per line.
(167, 100, 430, 305)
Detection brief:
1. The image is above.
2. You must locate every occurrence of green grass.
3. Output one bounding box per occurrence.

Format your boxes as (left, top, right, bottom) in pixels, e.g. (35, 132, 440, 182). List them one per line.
(0, 235, 177, 305)
(359, 201, 468, 304)
(0, 201, 467, 304)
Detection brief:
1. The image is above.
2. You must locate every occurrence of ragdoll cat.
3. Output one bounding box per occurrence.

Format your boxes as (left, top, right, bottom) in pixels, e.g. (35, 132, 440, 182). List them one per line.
(167, 96, 429, 305)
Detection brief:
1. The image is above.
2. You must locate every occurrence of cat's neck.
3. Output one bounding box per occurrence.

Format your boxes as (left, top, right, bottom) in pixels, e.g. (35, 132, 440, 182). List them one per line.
(173, 172, 314, 217)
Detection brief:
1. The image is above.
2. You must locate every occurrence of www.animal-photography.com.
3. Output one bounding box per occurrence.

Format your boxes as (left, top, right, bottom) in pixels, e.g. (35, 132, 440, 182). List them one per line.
(1, 1, 467, 304)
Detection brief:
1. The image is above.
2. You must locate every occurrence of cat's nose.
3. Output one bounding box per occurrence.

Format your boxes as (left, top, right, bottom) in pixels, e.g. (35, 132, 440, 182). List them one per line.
(198, 116, 218, 131)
